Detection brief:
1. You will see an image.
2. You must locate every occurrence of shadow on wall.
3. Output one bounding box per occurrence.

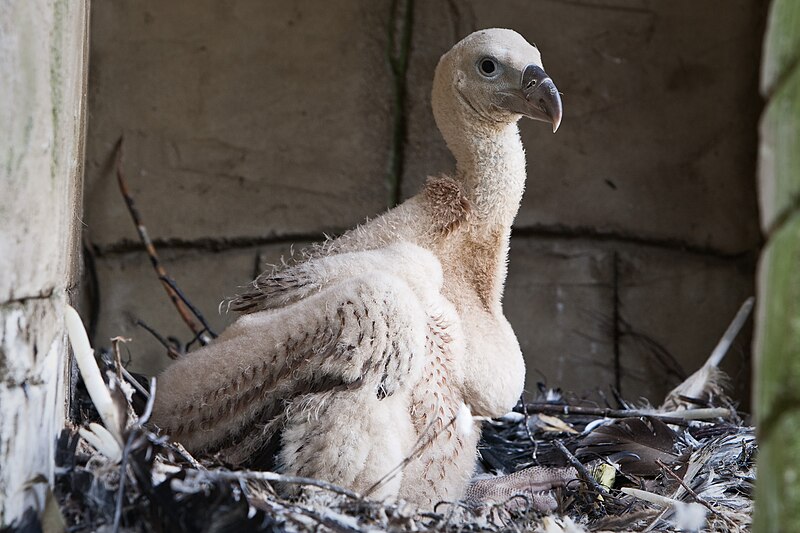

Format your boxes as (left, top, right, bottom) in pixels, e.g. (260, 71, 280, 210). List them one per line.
(81, 0, 765, 407)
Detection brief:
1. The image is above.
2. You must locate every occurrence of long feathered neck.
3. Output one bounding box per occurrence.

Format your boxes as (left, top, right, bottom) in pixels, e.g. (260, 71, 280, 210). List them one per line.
(452, 121, 526, 231)
(432, 76, 527, 234)
(432, 79, 528, 307)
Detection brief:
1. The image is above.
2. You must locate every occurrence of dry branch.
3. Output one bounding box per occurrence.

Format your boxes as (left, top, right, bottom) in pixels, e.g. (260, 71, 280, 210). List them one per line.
(519, 403, 732, 426)
(553, 440, 608, 501)
(113, 137, 214, 348)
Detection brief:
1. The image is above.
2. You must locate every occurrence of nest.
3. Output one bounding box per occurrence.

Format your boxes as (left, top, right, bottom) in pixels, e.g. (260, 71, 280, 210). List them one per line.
(48, 349, 755, 533)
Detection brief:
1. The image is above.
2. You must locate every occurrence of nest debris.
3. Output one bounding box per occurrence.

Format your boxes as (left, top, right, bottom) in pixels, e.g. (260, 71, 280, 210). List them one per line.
(44, 347, 755, 533)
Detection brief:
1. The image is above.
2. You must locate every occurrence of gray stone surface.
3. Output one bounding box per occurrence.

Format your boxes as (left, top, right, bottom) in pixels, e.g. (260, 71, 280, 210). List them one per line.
(82, 1, 763, 410)
(505, 237, 754, 404)
(616, 247, 754, 403)
(1, 0, 87, 301)
(84, 1, 396, 248)
(402, 0, 764, 255)
(505, 238, 617, 399)
(0, 0, 88, 523)
(90, 243, 301, 374)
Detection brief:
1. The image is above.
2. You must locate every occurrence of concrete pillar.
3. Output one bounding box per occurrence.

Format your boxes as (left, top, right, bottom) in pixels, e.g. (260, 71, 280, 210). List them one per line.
(754, 0, 800, 530)
(0, 0, 88, 525)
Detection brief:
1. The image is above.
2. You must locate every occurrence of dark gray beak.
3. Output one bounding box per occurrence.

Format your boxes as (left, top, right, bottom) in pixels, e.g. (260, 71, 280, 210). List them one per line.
(517, 65, 563, 132)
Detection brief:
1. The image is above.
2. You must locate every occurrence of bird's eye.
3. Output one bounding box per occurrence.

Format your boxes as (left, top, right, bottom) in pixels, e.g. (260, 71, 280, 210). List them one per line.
(478, 58, 498, 77)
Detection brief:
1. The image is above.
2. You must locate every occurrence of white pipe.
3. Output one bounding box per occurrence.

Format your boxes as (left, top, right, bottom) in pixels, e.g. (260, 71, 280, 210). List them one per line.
(64, 305, 125, 445)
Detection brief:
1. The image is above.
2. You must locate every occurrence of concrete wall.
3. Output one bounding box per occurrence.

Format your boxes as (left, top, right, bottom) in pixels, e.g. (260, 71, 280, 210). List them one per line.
(754, 0, 800, 529)
(0, 0, 88, 525)
(83, 1, 765, 405)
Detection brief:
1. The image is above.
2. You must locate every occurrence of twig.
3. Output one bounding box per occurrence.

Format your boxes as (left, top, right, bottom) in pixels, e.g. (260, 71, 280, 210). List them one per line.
(661, 407, 732, 420)
(113, 430, 138, 533)
(205, 469, 362, 500)
(159, 275, 217, 339)
(519, 403, 732, 425)
(138, 378, 157, 425)
(135, 320, 182, 360)
(553, 440, 607, 501)
(113, 381, 158, 532)
(170, 442, 205, 471)
(114, 137, 212, 347)
(643, 505, 670, 532)
(521, 398, 539, 461)
(110, 336, 129, 382)
(655, 459, 738, 529)
(257, 496, 361, 533)
(707, 297, 754, 368)
(120, 366, 149, 399)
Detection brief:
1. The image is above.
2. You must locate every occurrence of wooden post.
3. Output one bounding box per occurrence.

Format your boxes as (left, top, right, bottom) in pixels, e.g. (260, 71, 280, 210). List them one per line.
(754, 1, 800, 530)
(0, 0, 89, 525)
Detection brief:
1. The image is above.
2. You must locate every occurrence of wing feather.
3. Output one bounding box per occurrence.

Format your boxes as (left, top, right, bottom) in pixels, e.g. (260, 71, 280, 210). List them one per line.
(151, 269, 428, 463)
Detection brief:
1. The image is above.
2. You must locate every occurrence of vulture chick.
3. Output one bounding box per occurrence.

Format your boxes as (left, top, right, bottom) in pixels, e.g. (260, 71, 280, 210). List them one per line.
(152, 28, 568, 508)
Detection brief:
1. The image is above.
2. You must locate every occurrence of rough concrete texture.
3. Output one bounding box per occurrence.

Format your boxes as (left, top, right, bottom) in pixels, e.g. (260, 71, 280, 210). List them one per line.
(84, 1, 395, 248)
(84, 1, 763, 408)
(0, 301, 70, 523)
(403, 0, 764, 255)
(754, 1, 800, 528)
(505, 239, 616, 398)
(89, 243, 302, 374)
(0, 0, 88, 524)
(506, 238, 753, 403)
(615, 246, 754, 402)
(758, 64, 800, 232)
(1, 0, 87, 301)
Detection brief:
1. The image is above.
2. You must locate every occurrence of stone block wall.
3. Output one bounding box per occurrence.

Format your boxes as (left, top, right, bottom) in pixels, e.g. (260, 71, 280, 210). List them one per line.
(0, 0, 88, 524)
(754, 0, 800, 529)
(83, 1, 765, 405)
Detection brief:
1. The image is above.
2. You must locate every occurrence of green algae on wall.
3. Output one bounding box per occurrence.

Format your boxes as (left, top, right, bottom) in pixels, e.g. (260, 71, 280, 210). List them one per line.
(754, 0, 800, 530)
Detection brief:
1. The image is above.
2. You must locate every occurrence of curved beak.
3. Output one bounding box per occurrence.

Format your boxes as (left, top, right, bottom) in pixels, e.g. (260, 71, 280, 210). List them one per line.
(503, 65, 563, 133)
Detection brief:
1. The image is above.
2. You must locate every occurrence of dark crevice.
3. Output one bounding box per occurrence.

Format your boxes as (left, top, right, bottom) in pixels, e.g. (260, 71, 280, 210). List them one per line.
(386, 0, 414, 208)
(90, 232, 339, 257)
(512, 223, 760, 261)
(540, 0, 655, 15)
(1, 287, 56, 307)
(82, 240, 100, 343)
(92, 222, 761, 263)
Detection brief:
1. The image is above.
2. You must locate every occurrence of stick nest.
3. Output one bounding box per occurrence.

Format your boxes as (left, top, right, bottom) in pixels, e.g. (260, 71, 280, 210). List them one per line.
(51, 355, 755, 532)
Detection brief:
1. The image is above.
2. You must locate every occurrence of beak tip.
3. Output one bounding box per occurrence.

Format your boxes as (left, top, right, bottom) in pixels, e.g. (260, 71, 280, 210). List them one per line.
(551, 115, 562, 133)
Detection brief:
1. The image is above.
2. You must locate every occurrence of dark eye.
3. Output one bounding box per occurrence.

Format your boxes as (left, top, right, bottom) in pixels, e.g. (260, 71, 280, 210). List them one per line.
(478, 58, 498, 77)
